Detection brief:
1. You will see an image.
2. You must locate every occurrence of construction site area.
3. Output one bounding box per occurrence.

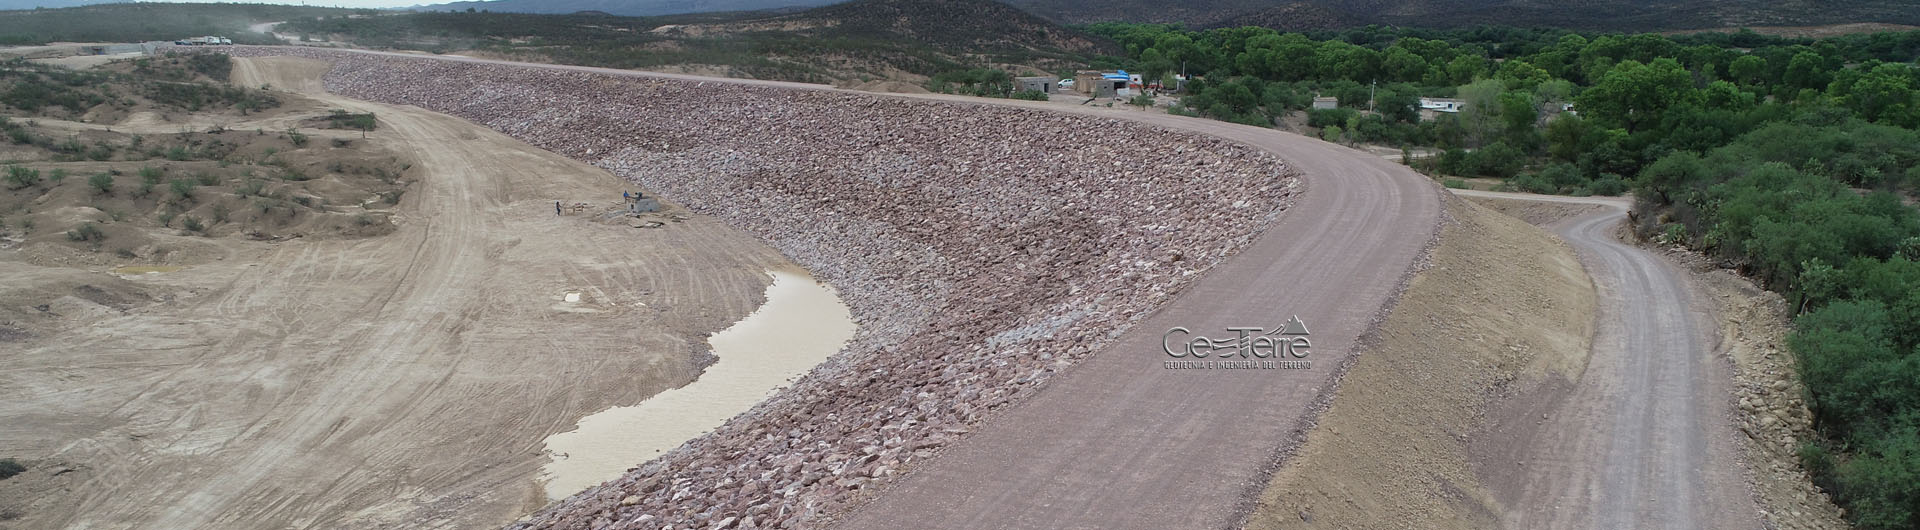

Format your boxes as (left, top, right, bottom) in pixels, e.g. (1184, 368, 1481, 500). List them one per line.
(0, 43, 1842, 530)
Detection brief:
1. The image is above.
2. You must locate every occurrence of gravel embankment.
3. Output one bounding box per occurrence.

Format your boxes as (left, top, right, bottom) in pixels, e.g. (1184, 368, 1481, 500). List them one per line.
(222, 47, 1298, 529)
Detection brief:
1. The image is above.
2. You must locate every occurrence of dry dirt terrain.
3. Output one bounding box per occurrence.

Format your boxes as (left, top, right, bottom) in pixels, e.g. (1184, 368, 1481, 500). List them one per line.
(205, 48, 1441, 529)
(0, 57, 791, 529)
(1245, 193, 1595, 529)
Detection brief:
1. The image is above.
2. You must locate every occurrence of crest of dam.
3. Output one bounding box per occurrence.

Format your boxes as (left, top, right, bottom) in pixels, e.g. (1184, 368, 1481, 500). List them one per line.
(218, 47, 1303, 528)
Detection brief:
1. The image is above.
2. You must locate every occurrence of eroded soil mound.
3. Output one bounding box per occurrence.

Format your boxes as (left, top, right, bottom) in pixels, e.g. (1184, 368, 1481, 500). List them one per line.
(1247, 194, 1595, 529)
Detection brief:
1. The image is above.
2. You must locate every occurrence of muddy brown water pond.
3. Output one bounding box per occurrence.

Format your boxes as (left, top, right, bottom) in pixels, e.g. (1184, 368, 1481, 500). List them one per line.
(538, 268, 856, 500)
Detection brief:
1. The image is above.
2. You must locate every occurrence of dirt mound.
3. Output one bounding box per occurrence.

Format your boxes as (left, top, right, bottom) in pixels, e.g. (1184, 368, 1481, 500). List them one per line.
(1247, 194, 1594, 529)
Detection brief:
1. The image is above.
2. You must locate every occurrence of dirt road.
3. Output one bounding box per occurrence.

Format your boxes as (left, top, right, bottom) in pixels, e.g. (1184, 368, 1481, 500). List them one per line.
(1457, 190, 1760, 530)
(0, 57, 789, 529)
(832, 100, 1445, 529)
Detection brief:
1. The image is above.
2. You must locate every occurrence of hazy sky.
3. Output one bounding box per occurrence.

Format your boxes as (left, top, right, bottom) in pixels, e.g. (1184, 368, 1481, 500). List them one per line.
(149, 0, 434, 8)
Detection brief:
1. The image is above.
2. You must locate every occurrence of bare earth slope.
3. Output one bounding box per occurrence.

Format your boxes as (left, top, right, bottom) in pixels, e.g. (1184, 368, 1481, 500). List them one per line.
(207, 47, 1440, 529)
(1457, 190, 1761, 530)
(1246, 194, 1595, 529)
(0, 57, 790, 529)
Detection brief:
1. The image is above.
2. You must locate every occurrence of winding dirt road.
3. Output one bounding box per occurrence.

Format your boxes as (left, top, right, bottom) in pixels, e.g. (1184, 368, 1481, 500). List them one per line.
(1458, 190, 1759, 530)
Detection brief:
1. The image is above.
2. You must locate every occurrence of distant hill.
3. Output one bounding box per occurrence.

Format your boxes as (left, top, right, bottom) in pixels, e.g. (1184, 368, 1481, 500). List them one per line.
(405, 0, 842, 17)
(1203, 3, 1355, 32)
(280, 0, 1116, 83)
(0, 0, 124, 10)
(780, 0, 1109, 54)
(1004, 0, 1920, 31)
(392, 0, 1920, 32)
(0, 2, 357, 45)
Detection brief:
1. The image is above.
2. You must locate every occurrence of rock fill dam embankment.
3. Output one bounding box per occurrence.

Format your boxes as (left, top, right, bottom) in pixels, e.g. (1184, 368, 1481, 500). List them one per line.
(223, 47, 1299, 529)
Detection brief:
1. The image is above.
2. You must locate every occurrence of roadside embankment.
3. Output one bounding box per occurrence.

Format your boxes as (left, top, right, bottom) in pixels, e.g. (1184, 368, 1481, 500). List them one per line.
(1246, 194, 1595, 529)
(216, 47, 1299, 528)
(1662, 246, 1849, 530)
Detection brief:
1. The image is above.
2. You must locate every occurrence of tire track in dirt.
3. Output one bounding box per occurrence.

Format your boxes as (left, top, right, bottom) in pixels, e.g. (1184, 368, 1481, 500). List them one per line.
(0, 57, 792, 529)
(1457, 190, 1760, 530)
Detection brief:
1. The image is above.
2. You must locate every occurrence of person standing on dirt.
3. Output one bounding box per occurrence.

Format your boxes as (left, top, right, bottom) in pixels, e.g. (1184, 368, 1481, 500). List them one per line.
(555, 201, 562, 216)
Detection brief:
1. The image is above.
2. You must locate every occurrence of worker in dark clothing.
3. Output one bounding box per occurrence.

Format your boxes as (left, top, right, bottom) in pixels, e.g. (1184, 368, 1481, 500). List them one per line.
(555, 201, 562, 216)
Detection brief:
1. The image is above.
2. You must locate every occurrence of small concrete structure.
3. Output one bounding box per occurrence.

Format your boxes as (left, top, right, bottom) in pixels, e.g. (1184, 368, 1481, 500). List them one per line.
(1072, 70, 1104, 95)
(1092, 71, 1132, 98)
(1311, 97, 1339, 110)
(626, 191, 660, 214)
(1014, 76, 1058, 94)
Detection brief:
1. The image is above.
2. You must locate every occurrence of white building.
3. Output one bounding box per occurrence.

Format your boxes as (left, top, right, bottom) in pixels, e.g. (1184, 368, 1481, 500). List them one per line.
(1419, 97, 1466, 113)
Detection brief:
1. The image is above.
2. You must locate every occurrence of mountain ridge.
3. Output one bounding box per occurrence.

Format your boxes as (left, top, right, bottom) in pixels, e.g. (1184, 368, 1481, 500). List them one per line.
(398, 0, 1920, 32)
(404, 0, 837, 17)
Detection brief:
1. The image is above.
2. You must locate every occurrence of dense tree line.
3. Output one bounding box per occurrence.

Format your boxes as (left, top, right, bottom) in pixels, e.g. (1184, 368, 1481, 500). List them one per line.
(1637, 118, 1920, 530)
(1084, 23, 1920, 197)
(1087, 22, 1920, 528)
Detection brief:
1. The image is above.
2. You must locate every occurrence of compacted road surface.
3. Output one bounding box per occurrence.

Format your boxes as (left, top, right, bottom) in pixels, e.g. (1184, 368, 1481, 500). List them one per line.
(833, 109, 1444, 529)
(1457, 190, 1759, 530)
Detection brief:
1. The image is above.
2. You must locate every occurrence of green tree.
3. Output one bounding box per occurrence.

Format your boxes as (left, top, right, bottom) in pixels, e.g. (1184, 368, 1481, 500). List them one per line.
(1455, 79, 1506, 146)
(1635, 151, 1707, 204)
(1381, 46, 1427, 83)
(88, 172, 112, 195)
(4, 165, 41, 190)
(1495, 59, 1552, 91)
(1533, 79, 1576, 107)
(1789, 300, 1920, 441)
(1728, 55, 1767, 85)
(1836, 432, 1920, 530)
(1784, 51, 1833, 91)
(1498, 91, 1539, 136)
(1374, 84, 1421, 123)
(1445, 54, 1487, 86)
(1837, 63, 1919, 127)
(1575, 58, 1698, 133)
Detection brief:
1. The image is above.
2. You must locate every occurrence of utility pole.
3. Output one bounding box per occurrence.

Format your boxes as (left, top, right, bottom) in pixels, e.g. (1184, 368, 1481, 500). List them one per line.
(1369, 79, 1377, 113)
